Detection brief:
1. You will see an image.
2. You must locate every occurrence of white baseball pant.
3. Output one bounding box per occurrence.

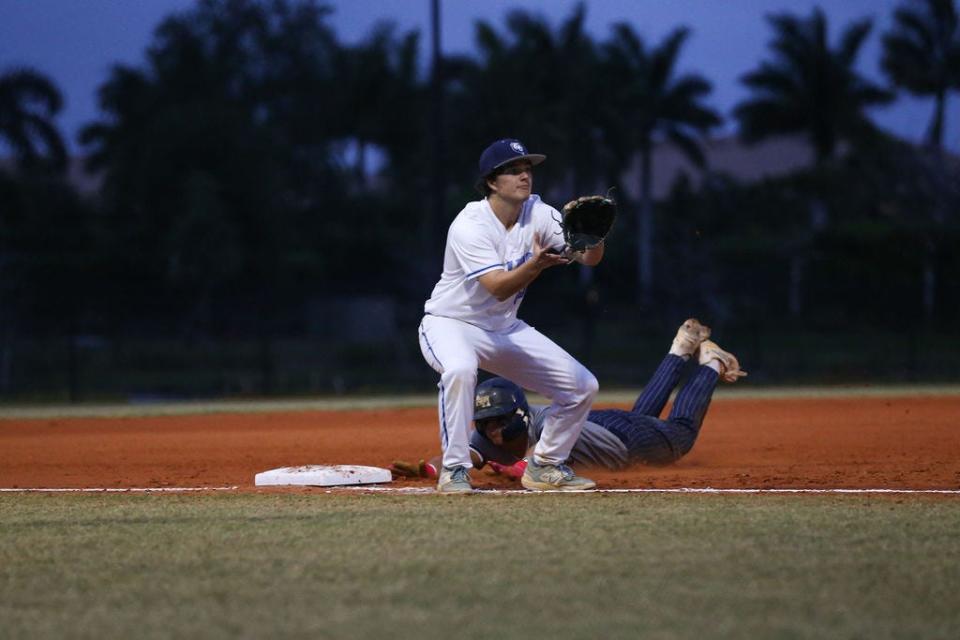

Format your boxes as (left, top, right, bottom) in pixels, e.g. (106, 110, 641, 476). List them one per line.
(418, 314, 599, 469)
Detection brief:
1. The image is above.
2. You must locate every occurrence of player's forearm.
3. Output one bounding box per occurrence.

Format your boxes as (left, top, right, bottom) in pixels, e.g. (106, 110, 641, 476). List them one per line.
(478, 261, 543, 301)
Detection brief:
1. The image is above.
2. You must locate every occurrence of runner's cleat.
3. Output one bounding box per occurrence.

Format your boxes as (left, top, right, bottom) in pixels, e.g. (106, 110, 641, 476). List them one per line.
(699, 340, 748, 383)
(670, 318, 712, 357)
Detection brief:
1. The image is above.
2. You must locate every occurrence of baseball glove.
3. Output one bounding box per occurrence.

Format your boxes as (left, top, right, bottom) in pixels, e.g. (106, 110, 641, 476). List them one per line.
(389, 459, 437, 479)
(559, 195, 617, 252)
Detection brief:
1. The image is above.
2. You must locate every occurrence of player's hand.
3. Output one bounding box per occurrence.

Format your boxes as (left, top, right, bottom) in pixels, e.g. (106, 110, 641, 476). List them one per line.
(721, 369, 748, 383)
(488, 459, 527, 479)
(390, 459, 437, 479)
(531, 236, 570, 271)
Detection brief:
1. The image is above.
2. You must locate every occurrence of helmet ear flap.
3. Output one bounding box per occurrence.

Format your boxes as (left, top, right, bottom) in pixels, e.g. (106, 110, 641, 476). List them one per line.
(500, 403, 529, 442)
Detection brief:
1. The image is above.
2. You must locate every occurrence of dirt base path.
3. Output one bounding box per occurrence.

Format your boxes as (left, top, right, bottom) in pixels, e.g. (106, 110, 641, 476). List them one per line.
(2, 395, 959, 490)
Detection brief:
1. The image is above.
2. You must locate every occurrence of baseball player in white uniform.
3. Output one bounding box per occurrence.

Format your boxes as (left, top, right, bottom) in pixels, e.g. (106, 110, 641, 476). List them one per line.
(418, 138, 605, 493)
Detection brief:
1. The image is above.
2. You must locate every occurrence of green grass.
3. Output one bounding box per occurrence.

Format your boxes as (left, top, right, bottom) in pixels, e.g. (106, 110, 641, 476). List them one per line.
(2, 493, 959, 639)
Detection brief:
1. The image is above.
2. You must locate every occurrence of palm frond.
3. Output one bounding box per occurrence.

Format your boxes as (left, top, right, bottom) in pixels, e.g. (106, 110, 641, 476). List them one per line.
(505, 9, 554, 56)
(22, 114, 67, 170)
(741, 62, 802, 98)
(837, 18, 873, 67)
(474, 21, 505, 62)
(650, 27, 690, 90)
(558, 1, 588, 50)
(882, 0, 960, 96)
(767, 12, 814, 66)
(665, 126, 707, 168)
(0, 68, 64, 114)
(609, 22, 646, 69)
(893, 8, 938, 51)
(667, 75, 713, 101)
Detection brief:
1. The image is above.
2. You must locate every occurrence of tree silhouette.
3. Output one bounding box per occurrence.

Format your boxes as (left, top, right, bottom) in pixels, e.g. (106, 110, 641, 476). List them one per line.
(449, 4, 607, 189)
(734, 9, 893, 316)
(0, 68, 79, 398)
(332, 23, 423, 190)
(79, 0, 344, 340)
(881, 0, 960, 321)
(734, 8, 893, 163)
(601, 24, 720, 305)
(516, 4, 607, 194)
(881, 0, 960, 149)
(0, 64, 90, 397)
(0, 68, 67, 172)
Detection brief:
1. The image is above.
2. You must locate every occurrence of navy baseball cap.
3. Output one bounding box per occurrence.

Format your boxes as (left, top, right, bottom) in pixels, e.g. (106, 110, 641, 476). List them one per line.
(477, 138, 546, 179)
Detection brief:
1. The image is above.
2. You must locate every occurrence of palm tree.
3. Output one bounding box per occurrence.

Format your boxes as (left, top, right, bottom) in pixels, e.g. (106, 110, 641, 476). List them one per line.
(881, 0, 960, 149)
(0, 68, 67, 171)
(513, 4, 606, 194)
(601, 24, 721, 305)
(332, 23, 422, 190)
(450, 4, 607, 192)
(79, 0, 343, 337)
(472, 5, 613, 206)
(734, 8, 893, 164)
(882, 0, 960, 320)
(734, 9, 893, 316)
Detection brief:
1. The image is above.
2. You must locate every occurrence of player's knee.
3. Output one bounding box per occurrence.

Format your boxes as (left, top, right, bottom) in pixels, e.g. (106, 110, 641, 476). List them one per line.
(676, 434, 697, 458)
(582, 372, 599, 400)
(571, 370, 599, 404)
(555, 369, 598, 406)
(659, 424, 697, 461)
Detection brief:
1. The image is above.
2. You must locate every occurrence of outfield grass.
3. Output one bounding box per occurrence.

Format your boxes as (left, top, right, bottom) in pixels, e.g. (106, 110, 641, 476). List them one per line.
(2, 493, 958, 639)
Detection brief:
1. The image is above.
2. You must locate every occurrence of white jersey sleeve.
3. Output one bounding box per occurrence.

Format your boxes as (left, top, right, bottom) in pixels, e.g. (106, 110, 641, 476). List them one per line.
(446, 206, 505, 280)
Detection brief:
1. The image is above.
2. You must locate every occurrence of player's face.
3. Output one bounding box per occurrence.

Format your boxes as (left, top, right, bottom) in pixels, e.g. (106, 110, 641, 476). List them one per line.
(476, 415, 511, 445)
(488, 161, 533, 202)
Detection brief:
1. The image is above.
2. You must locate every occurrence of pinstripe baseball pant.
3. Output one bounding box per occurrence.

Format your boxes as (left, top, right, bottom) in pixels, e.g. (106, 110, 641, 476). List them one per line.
(588, 354, 719, 465)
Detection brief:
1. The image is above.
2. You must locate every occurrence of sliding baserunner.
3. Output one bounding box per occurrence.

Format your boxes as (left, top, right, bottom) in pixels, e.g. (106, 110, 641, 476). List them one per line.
(394, 319, 746, 483)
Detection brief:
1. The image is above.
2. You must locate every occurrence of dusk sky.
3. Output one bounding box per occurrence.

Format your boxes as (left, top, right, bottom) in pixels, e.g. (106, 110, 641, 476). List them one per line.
(1, 0, 957, 153)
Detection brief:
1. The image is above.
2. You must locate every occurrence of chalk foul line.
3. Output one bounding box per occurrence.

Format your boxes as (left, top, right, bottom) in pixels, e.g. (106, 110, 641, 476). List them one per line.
(331, 486, 960, 495)
(1, 486, 958, 495)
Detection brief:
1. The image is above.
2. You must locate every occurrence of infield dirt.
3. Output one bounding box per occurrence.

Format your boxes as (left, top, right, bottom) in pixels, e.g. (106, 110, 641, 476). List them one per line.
(2, 394, 959, 491)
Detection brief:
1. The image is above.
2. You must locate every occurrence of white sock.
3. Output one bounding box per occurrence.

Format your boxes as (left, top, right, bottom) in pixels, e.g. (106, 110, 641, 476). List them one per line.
(669, 347, 691, 360)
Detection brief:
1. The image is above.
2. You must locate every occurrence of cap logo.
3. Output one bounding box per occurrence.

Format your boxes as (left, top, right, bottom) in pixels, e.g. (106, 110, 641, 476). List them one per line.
(476, 394, 492, 408)
(510, 142, 525, 154)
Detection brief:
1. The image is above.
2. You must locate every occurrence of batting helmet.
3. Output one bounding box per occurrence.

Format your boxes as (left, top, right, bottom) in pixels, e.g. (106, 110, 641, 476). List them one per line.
(473, 377, 530, 442)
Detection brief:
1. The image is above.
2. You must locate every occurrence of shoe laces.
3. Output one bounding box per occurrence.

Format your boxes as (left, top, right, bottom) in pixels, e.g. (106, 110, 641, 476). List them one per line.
(556, 464, 575, 480)
(450, 466, 470, 482)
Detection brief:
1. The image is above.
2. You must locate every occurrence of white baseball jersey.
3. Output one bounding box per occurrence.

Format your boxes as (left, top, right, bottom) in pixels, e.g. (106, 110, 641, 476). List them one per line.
(424, 194, 565, 331)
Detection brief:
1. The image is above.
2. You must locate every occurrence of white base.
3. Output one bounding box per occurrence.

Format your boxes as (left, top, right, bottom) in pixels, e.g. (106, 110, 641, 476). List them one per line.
(254, 464, 392, 487)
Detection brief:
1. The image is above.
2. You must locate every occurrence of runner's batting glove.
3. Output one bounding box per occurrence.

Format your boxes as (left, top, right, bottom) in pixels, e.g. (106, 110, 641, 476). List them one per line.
(488, 459, 527, 479)
(389, 459, 438, 479)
